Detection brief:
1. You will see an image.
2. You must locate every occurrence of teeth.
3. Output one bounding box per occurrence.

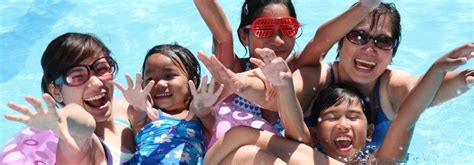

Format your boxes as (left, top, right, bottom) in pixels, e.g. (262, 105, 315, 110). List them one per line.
(85, 93, 105, 101)
(336, 136, 351, 142)
(355, 58, 376, 66)
(155, 93, 171, 97)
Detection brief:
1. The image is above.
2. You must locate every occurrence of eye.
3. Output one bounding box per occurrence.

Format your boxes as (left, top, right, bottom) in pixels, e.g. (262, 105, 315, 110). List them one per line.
(65, 68, 88, 84)
(347, 114, 361, 121)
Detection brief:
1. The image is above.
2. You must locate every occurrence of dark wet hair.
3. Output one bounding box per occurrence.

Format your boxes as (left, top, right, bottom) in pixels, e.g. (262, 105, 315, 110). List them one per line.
(41, 32, 117, 104)
(310, 84, 374, 127)
(238, 0, 297, 55)
(336, 2, 401, 58)
(141, 43, 201, 87)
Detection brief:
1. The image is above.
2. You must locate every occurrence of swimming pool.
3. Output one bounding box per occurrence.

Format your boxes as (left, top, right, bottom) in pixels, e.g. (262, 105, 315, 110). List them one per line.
(0, 0, 472, 163)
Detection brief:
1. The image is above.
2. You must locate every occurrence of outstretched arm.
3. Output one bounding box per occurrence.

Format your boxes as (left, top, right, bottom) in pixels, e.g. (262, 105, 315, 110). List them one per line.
(377, 43, 474, 162)
(290, 0, 381, 68)
(194, 0, 241, 73)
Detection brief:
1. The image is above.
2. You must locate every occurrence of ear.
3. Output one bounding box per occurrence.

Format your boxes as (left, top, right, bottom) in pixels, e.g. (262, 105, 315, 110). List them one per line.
(238, 28, 249, 46)
(47, 84, 63, 103)
(366, 123, 375, 143)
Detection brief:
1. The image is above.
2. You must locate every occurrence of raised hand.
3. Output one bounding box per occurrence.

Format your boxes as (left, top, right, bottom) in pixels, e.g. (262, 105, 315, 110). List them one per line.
(198, 52, 246, 98)
(5, 94, 81, 152)
(250, 48, 292, 86)
(188, 75, 224, 120)
(432, 43, 474, 72)
(359, 0, 382, 11)
(113, 73, 158, 120)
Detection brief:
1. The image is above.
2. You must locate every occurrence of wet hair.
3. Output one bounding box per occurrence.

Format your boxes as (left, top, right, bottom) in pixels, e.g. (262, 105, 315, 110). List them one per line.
(336, 2, 401, 58)
(141, 43, 201, 87)
(41, 32, 117, 103)
(310, 84, 374, 127)
(238, 0, 297, 55)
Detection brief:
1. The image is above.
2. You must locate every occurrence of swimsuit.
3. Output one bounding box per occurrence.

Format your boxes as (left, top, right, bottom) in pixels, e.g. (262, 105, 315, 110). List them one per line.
(127, 109, 205, 165)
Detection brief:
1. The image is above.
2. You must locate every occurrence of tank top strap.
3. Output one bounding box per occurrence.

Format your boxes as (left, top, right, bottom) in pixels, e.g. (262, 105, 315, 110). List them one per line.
(372, 77, 383, 109)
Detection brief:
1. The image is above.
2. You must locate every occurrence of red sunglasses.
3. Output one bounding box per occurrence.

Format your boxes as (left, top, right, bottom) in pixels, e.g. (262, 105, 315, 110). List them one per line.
(245, 17, 300, 39)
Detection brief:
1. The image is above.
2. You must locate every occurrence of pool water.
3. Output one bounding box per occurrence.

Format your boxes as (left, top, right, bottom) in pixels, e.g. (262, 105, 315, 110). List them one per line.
(0, 0, 473, 163)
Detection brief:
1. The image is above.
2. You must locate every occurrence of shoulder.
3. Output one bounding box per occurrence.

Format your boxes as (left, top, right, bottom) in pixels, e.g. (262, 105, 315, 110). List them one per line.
(381, 68, 419, 112)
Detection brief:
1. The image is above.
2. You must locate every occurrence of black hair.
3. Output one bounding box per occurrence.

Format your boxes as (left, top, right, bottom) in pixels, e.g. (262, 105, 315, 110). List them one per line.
(336, 2, 401, 59)
(310, 84, 375, 127)
(238, 0, 297, 56)
(41, 32, 117, 105)
(141, 43, 201, 87)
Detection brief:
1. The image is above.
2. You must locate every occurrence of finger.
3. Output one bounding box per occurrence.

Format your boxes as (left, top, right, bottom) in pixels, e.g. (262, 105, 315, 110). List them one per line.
(125, 74, 134, 89)
(214, 84, 225, 97)
(57, 125, 81, 153)
(209, 77, 216, 93)
(112, 80, 127, 92)
(188, 80, 198, 97)
(256, 48, 276, 64)
(7, 102, 35, 116)
(25, 96, 46, 115)
(43, 94, 57, 112)
(143, 80, 155, 95)
(4, 114, 29, 124)
(136, 72, 143, 89)
(201, 75, 208, 93)
(250, 57, 266, 68)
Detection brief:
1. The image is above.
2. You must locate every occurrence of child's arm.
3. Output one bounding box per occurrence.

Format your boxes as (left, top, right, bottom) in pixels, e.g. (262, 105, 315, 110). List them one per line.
(250, 48, 312, 145)
(187, 75, 224, 140)
(289, 0, 381, 68)
(194, 0, 241, 73)
(205, 126, 342, 164)
(113, 73, 158, 133)
(376, 44, 474, 161)
(5, 94, 107, 164)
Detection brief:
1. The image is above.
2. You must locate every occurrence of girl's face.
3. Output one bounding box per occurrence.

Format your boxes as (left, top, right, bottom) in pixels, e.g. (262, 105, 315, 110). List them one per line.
(315, 100, 370, 162)
(241, 4, 296, 63)
(143, 53, 191, 112)
(52, 56, 115, 122)
(338, 14, 394, 84)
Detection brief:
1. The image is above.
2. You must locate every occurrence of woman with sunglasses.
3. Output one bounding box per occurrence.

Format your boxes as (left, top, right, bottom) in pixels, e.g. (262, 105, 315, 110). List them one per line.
(199, 1, 474, 151)
(195, 0, 383, 135)
(4, 33, 135, 164)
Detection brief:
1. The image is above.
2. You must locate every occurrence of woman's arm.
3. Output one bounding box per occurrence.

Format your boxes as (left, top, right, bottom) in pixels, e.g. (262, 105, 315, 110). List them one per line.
(194, 0, 241, 73)
(377, 43, 474, 161)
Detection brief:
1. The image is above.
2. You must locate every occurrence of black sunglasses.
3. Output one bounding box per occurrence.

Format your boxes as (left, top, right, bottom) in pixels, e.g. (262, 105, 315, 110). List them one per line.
(346, 30, 394, 50)
(53, 57, 117, 87)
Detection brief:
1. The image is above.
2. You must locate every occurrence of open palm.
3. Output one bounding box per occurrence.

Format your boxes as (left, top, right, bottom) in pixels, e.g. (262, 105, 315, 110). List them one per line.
(189, 75, 224, 119)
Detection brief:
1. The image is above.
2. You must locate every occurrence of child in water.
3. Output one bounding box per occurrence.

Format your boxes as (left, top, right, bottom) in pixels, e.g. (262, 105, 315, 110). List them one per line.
(114, 43, 223, 164)
(203, 46, 473, 164)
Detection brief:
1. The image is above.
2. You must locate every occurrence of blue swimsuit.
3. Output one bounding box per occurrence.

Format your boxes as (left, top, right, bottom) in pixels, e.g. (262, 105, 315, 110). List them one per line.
(127, 109, 206, 165)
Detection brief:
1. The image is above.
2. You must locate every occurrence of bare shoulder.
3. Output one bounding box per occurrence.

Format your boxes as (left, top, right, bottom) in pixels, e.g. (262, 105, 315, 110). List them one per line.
(382, 69, 419, 112)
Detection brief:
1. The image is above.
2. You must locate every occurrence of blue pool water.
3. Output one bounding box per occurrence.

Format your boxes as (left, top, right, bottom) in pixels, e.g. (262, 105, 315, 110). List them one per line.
(0, 0, 473, 163)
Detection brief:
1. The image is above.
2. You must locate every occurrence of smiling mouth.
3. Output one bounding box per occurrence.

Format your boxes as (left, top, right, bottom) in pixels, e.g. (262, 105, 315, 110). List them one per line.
(154, 92, 172, 98)
(84, 93, 108, 108)
(334, 136, 353, 152)
(354, 58, 376, 71)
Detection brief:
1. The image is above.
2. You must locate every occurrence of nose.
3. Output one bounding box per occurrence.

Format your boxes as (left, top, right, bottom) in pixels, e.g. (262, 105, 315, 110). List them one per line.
(88, 75, 105, 87)
(154, 79, 168, 90)
(335, 118, 350, 132)
(269, 28, 285, 47)
(361, 39, 376, 54)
